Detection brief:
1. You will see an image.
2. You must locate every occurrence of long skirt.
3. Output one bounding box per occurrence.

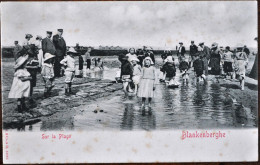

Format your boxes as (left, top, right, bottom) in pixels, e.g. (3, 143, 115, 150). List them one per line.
(235, 60, 246, 78)
(137, 79, 155, 98)
(209, 57, 221, 75)
(223, 61, 233, 73)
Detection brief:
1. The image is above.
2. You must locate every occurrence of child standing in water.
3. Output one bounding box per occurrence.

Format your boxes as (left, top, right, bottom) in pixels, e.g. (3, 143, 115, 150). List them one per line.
(179, 56, 189, 83)
(9, 55, 32, 112)
(193, 54, 206, 84)
(41, 53, 55, 98)
(138, 57, 157, 108)
(60, 48, 77, 95)
(131, 57, 142, 95)
(161, 56, 177, 86)
(119, 54, 133, 93)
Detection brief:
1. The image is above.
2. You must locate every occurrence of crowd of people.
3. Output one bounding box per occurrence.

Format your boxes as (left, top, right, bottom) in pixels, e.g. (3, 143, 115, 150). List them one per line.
(117, 41, 251, 107)
(9, 31, 252, 112)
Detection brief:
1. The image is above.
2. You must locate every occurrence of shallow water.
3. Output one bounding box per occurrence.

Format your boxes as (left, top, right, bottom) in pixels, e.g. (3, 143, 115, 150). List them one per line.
(9, 57, 257, 131)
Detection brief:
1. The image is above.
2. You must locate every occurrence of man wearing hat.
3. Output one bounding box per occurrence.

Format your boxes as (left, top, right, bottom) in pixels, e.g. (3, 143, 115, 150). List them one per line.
(42, 31, 56, 59)
(53, 29, 67, 77)
(198, 42, 210, 76)
(13, 41, 22, 61)
(177, 42, 186, 57)
(23, 34, 33, 46)
(189, 41, 198, 68)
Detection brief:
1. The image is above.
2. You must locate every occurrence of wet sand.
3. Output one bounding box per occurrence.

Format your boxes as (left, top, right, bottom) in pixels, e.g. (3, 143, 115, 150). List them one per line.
(2, 56, 258, 130)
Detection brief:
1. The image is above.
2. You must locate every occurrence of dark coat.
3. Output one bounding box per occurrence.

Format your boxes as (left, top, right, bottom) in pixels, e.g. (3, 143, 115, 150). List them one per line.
(121, 60, 133, 78)
(177, 46, 186, 56)
(193, 58, 204, 76)
(52, 34, 66, 57)
(200, 46, 210, 60)
(161, 62, 176, 78)
(179, 61, 189, 71)
(190, 44, 198, 56)
(79, 55, 84, 70)
(42, 37, 56, 56)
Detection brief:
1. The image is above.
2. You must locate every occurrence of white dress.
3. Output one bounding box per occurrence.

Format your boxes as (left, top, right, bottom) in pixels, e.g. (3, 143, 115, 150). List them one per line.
(8, 69, 31, 98)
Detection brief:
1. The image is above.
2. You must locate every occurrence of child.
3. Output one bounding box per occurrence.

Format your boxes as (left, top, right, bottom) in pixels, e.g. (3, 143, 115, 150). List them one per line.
(193, 55, 206, 83)
(161, 56, 178, 87)
(138, 57, 157, 108)
(8, 55, 32, 112)
(60, 48, 77, 95)
(126, 48, 137, 62)
(120, 54, 133, 93)
(234, 46, 247, 90)
(131, 57, 142, 95)
(75, 54, 84, 78)
(115, 66, 121, 83)
(41, 53, 55, 98)
(179, 56, 189, 83)
(222, 46, 234, 79)
(84, 47, 92, 69)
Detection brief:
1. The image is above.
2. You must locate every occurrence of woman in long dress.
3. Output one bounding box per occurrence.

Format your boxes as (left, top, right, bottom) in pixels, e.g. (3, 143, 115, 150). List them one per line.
(209, 42, 221, 75)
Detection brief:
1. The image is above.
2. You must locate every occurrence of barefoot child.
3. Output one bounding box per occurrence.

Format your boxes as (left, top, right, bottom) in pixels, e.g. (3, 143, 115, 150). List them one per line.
(131, 57, 142, 94)
(120, 54, 133, 93)
(193, 54, 206, 83)
(60, 48, 77, 95)
(179, 56, 189, 83)
(41, 53, 55, 97)
(8, 55, 32, 112)
(161, 56, 178, 87)
(138, 57, 156, 107)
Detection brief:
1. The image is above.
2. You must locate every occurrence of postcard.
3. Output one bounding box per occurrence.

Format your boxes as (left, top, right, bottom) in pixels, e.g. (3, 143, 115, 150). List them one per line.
(1, 1, 258, 163)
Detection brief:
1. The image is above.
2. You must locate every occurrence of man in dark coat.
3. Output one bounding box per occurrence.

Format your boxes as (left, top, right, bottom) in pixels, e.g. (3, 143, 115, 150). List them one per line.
(177, 42, 186, 62)
(42, 31, 56, 58)
(13, 41, 22, 61)
(53, 29, 66, 77)
(189, 41, 198, 68)
(198, 42, 210, 76)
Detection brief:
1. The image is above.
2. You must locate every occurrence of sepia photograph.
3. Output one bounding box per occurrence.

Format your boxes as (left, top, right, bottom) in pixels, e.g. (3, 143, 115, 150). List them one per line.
(1, 1, 258, 163)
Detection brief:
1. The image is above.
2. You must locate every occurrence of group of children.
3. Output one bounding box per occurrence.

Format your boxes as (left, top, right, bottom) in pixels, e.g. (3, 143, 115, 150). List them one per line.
(117, 48, 157, 107)
(8, 46, 95, 112)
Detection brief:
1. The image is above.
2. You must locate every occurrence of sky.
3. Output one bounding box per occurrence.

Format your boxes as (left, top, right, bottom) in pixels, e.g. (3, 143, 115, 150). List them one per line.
(1, 1, 258, 48)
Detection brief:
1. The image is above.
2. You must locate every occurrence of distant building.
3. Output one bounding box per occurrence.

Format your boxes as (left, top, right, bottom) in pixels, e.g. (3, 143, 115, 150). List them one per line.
(99, 45, 123, 50)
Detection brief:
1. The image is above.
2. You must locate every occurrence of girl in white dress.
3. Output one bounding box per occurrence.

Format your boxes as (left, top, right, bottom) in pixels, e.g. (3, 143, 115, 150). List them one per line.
(8, 55, 32, 112)
(138, 57, 157, 108)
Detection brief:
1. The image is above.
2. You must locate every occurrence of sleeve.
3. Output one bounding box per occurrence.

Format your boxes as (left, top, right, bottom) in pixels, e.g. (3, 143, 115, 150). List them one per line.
(42, 39, 46, 54)
(60, 57, 67, 65)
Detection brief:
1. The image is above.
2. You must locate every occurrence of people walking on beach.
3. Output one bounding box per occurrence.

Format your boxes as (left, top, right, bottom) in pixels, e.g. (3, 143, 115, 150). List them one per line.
(138, 57, 157, 108)
(53, 29, 67, 77)
(84, 47, 92, 69)
(35, 35, 44, 68)
(179, 56, 189, 83)
(119, 54, 133, 93)
(189, 41, 198, 68)
(193, 53, 206, 84)
(209, 42, 221, 75)
(13, 41, 23, 61)
(41, 53, 55, 98)
(126, 48, 137, 62)
(160, 56, 177, 87)
(8, 55, 32, 113)
(198, 42, 210, 76)
(131, 57, 142, 95)
(42, 31, 56, 59)
(23, 34, 33, 46)
(233, 45, 248, 90)
(177, 42, 186, 62)
(60, 47, 77, 95)
(222, 46, 234, 79)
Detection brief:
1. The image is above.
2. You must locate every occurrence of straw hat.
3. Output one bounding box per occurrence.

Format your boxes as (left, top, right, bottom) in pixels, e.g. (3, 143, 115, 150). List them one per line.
(199, 42, 204, 46)
(14, 55, 29, 69)
(44, 53, 55, 62)
(144, 57, 154, 64)
(36, 35, 42, 40)
(130, 56, 139, 62)
(166, 56, 174, 63)
(67, 47, 78, 54)
(25, 34, 33, 38)
(211, 42, 218, 48)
